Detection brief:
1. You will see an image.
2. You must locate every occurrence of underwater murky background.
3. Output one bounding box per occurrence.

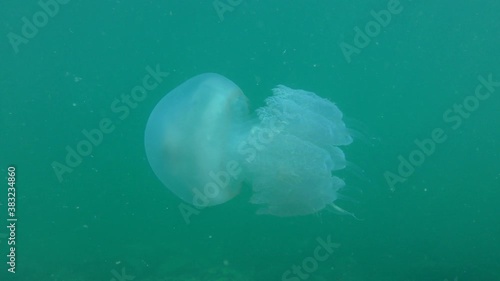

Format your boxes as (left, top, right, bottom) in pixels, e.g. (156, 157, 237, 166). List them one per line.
(1, 1, 499, 280)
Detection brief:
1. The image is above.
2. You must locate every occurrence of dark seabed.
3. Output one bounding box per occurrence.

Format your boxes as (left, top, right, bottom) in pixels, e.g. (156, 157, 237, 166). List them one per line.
(0, 1, 499, 280)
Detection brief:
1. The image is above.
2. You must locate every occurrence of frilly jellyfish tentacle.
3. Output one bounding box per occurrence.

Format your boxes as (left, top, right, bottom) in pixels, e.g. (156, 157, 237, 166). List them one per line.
(242, 86, 352, 216)
(144, 73, 354, 217)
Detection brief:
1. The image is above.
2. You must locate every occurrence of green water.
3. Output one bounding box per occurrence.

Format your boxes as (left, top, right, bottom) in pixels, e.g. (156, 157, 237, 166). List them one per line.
(1, 1, 499, 280)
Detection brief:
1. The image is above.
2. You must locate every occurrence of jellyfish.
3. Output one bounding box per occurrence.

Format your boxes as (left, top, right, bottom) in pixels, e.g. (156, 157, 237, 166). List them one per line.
(144, 73, 353, 217)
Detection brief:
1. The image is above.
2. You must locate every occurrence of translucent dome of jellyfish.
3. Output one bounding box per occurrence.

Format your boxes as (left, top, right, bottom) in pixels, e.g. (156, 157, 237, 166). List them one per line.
(144, 73, 353, 217)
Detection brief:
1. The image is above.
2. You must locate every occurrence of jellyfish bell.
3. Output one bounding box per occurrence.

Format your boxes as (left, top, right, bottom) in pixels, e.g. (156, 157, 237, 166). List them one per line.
(144, 73, 354, 217)
(144, 73, 250, 207)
